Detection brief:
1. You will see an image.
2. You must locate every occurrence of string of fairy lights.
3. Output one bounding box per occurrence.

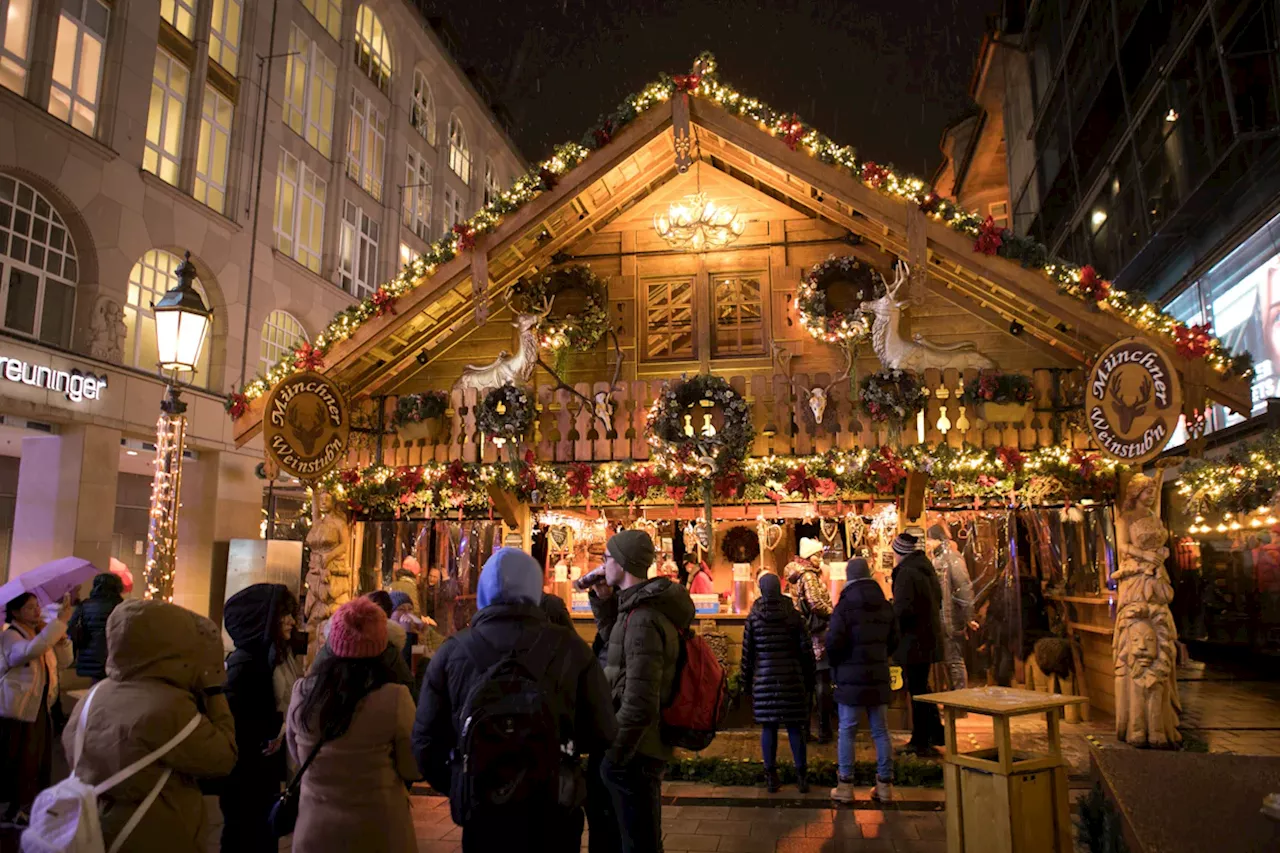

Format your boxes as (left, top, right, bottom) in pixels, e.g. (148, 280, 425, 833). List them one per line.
(1179, 431, 1280, 534)
(143, 410, 187, 602)
(226, 52, 1251, 418)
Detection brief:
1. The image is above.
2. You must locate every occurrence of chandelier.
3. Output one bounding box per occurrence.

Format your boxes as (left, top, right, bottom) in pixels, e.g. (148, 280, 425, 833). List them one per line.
(653, 192, 745, 251)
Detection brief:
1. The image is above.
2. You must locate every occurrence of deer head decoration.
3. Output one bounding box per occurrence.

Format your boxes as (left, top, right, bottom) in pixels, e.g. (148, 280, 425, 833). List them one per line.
(452, 294, 554, 395)
(1110, 371, 1152, 433)
(860, 261, 995, 372)
(800, 344, 853, 425)
(286, 396, 327, 455)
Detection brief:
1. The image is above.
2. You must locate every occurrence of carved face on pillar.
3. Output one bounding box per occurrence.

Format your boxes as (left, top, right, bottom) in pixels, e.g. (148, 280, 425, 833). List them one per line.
(1130, 620, 1157, 670)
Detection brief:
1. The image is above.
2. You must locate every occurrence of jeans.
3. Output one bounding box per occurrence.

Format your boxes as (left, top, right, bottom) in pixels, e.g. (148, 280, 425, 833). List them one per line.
(837, 704, 893, 782)
(943, 633, 968, 691)
(759, 723, 807, 770)
(905, 663, 944, 747)
(586, 752, 621, 853)
(601, 753, 666, 853)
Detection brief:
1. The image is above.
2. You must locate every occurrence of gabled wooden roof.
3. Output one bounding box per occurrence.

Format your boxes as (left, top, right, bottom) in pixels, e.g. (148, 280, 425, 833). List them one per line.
(233, 94, 1250, 447)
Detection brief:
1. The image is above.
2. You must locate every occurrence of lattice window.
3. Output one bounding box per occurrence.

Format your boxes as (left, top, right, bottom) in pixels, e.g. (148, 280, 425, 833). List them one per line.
(209, 0, 243, 73)
(347, 88, 386, 201)
(354, 5, 391, 94)
(273, 149, 326, 273)
(260, 310, 307, 373)
(712, 273, 765, 357)
(484, 158, 500, 207)
(411, 69, 436, 145)
(48, 0, 109, 135)
(283, 26, 337, 157)
(143, 49, 189, 186)
(643, 279, 696, 360)
(194, 86, 232, 213)
(403, 148, 432, 241)
(160, 0, 196, 38)
(0, 176, 78, 348)
(338, 200, 379, 297)
(448, 114, 470, 184)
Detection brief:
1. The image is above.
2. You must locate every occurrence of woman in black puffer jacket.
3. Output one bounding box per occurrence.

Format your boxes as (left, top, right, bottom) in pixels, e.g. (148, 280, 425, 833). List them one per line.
(68, 572, 124, 682)
(741, 572, 815, 793)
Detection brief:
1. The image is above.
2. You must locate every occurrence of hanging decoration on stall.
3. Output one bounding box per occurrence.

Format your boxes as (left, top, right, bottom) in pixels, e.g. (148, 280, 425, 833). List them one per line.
(1179, 430, 1280, 523)
(510, 265, 610, 365)
(861, 263, 995, 372)
(475, 383, 535, 448)
(1085, 337, 1183, 465)
(392, 390, 449, 442)
(721, 526, 761, 564)
(797, 255, 881, 346)
(263, 371, 350, 480)
(961, 370, 1036, 422)
(453, 295, 552, 395)
(798, 345, 853, 427)
(860, 369, 927, 430)
(647, 374, 755, 477)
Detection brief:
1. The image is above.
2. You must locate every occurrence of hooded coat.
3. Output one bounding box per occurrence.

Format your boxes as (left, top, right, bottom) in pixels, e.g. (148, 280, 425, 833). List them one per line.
(891, 551, 944, 666)
(69, 572, 124, 680)
(740, 588, 814, 724)
(590, 577, 695, 763)
(62, 600, 237, 853)
(827, 578, 900, 706)
(785, 562, 834, 665)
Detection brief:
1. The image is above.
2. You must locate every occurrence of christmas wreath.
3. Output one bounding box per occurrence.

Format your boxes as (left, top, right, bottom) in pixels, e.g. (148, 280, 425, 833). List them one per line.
(511, 265, 610, 354)
(392, 390, 449, 428)
(475, 383, 535, 445)
(797, 255, 884, 345)
(647, 374, 754, 476)
(721, 525, 761, 564)
(960, 370, 1035, 406)
(860, 369, 927, 424)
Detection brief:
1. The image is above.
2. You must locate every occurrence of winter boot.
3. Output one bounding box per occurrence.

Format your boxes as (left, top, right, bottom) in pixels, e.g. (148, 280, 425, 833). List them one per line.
(872, 778, 893, 802)
(796, 768, 810, 794)
(765, 768, 781, 793)
(830, 777, 855, 803)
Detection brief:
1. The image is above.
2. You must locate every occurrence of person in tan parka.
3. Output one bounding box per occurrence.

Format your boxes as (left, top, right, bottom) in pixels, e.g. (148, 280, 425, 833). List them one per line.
(61, 599, 238, 852)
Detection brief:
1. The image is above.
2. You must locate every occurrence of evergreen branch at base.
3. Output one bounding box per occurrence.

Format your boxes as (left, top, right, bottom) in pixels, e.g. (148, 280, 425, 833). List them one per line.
(665, 755, 944, 788)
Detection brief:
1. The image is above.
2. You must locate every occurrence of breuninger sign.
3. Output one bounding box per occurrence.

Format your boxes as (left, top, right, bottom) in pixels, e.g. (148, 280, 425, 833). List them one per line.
(0, 355, 108, 402)
(1085, 337, 1183, 465)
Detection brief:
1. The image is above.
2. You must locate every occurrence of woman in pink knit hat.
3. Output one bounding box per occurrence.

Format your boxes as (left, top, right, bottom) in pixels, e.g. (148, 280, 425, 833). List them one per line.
(286, 597, 420, 852)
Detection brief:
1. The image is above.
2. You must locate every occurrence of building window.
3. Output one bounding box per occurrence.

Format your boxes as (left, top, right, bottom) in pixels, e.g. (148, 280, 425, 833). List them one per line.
(483, 159, 500, 207)
(346, 89, 386, 201)
(643, 278, 695, 360)
(143, 49, 189, 186)
(448, 115, 470, 184)
(354, 5, 391, 94)
(712, 273, 765, 357)
(442, 186, 464, 233)
(0, 176, 78, 348)
(0, 0, 35, 95)
(338, 200, 379, 297)
(260, 310, 307, 373)
(125, 249, 211, 384)
(194, 86, 232, 213)
(48, 0, 109, 135)
(403, 149, 431, 242)
(989, 200, 1009, 230)
(274, 149, 326, 274)
(208, 0, 242, 73)
(300, 0, 342, 41)
(160, 0, 196, 38)
(411, 69, 436, 145)
(399, 242, 418, 268)
(283, 27, 337, 158)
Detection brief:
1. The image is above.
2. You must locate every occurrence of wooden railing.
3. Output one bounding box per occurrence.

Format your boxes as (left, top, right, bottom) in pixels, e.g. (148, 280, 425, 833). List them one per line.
(348, 368, 1090, 469)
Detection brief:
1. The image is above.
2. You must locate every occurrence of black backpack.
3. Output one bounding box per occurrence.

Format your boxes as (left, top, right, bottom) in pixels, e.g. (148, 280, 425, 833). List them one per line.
(449, 629, 564, 824)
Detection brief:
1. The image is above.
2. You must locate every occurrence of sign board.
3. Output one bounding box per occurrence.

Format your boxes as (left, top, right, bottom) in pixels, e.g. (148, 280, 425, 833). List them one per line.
(1085, 337, 1183, 464)
(0, 354, 107, 402)
(263, 371, 349, 480)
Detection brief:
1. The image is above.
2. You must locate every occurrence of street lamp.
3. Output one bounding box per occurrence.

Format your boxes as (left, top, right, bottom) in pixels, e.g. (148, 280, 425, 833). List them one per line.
(143, 251, 212, 602)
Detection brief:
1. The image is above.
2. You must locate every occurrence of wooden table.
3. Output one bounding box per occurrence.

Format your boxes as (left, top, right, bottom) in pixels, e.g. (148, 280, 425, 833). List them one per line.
(918, 686, 1087, 853)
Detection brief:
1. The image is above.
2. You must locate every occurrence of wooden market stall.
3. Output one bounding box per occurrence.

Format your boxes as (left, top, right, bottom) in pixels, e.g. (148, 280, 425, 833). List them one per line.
(231, 56, 1251, 723)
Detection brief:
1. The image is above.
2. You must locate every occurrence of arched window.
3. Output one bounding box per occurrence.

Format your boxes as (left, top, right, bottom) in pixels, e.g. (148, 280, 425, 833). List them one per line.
(0, 175, 77, 347)
(483, 158, 500, 207)
(125, 249, 212, 385)
(260, 310, 307, 373)
(411, 69, 436, 145)
(448, 114, 470, 184)
(354, 5, 391, 94)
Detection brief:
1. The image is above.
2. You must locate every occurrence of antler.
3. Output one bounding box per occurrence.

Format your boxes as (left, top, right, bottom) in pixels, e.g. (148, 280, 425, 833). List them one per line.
(534, 293, 554, 320)
(886, 261, 910, 298)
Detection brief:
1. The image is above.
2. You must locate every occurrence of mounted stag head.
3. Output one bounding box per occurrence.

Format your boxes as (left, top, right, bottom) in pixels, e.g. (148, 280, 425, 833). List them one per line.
(1110, 371, 1152, 433)
(801, 345, 853, 425)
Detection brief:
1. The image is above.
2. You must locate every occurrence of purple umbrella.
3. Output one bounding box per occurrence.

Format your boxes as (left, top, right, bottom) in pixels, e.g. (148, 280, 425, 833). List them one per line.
(0, 557, 102, 607)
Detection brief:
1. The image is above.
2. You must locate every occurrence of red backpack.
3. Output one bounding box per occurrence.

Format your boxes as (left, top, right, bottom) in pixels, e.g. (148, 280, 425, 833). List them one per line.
(660, 627, 728, 750)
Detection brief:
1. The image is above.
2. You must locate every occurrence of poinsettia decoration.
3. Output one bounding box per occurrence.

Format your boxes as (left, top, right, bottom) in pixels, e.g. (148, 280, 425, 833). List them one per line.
(1077, 265, 1111, 303)
(399, 467, 425, 492)
(593, 120, 614, 148)
(996, 446, 1026, 474)
(295, 341, 324, 371)
(784, 464, 818, 498)
(445, 459, 470, 492)
(861, 161, 888, 188)
(606, 485, 626, 502)
(778, 114, 804, 150)
(974, 216, 1004, 256)
(665, 484, 688, 505)
(1174, 321, 1214, 359)
(815, 477, 837, 499)
(371, 288, 398, 317)
(672, 72, 702, 93)
(225, 392, 248, 420)
(868, 446, 907, 493)
(452, 223, 477, 252)
(714, 468, 746, 500)
(624, 467, 662, 502)
(567, 463, 593, 501)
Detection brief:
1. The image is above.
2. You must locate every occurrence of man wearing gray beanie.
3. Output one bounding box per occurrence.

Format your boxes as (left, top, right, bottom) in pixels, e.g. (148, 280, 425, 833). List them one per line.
(589, 529, 695, 852)
(891, 530, 945, 755)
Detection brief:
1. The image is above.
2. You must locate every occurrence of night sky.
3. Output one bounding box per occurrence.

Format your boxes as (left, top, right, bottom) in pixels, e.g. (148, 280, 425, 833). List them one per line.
(437, 0, 994, 177)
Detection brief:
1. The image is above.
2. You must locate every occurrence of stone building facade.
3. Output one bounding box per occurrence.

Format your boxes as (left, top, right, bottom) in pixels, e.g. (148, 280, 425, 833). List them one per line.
(0, 0, 522, 615)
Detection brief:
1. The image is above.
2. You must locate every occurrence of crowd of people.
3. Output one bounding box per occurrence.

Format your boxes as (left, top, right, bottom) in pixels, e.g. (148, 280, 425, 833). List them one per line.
(0, 524, 960, 852)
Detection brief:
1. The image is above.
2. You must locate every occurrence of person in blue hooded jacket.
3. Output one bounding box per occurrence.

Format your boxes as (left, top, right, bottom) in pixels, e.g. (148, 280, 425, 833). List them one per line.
(413, 548, 616, 853)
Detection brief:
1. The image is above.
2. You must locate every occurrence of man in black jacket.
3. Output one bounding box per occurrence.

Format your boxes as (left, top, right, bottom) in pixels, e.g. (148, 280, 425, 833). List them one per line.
(414, 548, 616, 853)
(68, 572, 124, 682)
(891, 531, 945, 755)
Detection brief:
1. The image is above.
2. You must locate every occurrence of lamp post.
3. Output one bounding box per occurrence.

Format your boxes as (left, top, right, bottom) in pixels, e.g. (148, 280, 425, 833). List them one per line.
(143, 251, 212, 602)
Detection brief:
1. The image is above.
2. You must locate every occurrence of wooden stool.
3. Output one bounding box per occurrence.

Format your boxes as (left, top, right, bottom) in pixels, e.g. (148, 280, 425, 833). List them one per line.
(918, 686, 1086, 853)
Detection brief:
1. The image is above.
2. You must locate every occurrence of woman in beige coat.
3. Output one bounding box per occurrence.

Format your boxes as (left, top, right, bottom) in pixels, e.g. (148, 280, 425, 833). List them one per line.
(288, 597, 419, 853)
(62, 599, 238, 852)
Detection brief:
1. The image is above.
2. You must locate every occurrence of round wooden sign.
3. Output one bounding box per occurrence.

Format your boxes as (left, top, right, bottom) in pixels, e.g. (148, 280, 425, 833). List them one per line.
(1085, 337, 1183, 464)
(263, 371, 350, 480)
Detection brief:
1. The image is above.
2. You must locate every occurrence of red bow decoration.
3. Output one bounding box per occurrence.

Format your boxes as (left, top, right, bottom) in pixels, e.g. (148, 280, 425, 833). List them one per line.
(1077, 265, 1111, 303)
(672, 72, 702, 93)
(1070, 450, 1098, 480)
(996, 446, 1026, 474)
(868, 446, 907, 493)
(452, 223, 477, 252)
(399, 467, 425, 493)
(665, 485, 687, 505)
(1174, 321, 1213, 359)
(778, 114, 804, 150)
(714, 469, 746, 500)
(567, 464, 593, 501)
(225, 392, 248, 420)
(371, 288, 398, 317)
(861, 161, 888, 188)
(973, 216, 1004, 256)
(339, 468, 360, 486)
(784, 464, 818, 498)
(593, 120, 614, 149)
(294, 341, 324, 371)
(519, 451, 539, 495)
(624, 467, 662, 502)
(445, 460, 470, 492)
